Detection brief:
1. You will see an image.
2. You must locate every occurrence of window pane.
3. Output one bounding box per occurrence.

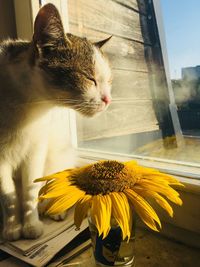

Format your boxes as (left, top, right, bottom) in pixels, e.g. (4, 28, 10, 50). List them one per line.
(68, 0, 200, 173)
(160, 0, 200, 167)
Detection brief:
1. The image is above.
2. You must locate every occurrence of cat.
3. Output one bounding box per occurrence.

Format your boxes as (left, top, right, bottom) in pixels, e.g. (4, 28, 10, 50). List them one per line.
(0, 3, 112, 241)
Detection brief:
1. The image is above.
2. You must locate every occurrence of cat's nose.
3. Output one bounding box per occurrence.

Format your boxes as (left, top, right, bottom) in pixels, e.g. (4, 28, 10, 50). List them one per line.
(101, 95, 112, 105)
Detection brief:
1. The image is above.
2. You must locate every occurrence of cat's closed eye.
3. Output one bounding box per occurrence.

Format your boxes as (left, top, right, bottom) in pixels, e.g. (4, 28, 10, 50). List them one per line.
(88, 77, 97, 86)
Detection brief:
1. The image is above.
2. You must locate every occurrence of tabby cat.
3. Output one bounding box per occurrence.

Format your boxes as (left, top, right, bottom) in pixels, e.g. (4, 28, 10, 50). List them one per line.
(0, 3, 112, 240)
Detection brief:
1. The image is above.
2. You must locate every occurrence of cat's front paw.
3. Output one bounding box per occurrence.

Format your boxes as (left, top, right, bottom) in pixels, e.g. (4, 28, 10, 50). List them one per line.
(22, 220, 43, 239)
(49, 211, 67, 221)
(3, 223, 22, 241)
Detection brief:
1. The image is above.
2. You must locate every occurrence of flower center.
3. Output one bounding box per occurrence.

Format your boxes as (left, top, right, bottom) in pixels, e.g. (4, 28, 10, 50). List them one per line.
(72, 161, 137, 195)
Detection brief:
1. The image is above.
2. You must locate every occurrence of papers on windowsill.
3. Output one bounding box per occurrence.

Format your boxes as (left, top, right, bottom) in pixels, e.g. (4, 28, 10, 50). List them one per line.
(0, 209, 89, 267)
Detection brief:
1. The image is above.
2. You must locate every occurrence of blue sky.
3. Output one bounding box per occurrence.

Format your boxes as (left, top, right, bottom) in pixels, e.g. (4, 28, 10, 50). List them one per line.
(160, 0, 200, 79)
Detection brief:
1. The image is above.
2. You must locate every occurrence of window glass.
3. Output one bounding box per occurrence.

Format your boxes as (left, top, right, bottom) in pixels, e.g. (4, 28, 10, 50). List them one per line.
(68, 0, 200, 173)
(160, 0, 200, 166)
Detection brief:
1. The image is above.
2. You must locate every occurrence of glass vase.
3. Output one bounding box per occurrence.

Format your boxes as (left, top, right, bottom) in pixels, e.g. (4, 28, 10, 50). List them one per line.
(88, 219, 136, 267)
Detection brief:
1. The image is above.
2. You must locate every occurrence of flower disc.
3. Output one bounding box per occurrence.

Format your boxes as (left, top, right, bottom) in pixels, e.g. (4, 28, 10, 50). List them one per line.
(72, 160, 138, 195)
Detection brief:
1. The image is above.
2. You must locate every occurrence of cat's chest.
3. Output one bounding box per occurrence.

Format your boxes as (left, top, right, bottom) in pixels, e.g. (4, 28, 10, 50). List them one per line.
(0, 106, 71, 170)
(2, 106, 70, 167)
(23, 106, 70, 143)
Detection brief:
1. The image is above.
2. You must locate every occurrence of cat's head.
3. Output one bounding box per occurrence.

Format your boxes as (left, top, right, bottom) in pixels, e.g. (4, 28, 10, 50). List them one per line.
(32, 3, 112, 117)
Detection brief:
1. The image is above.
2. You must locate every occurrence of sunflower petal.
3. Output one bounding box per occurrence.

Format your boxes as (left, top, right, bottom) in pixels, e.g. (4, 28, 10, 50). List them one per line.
(134, 164, 184, 187)
(34, 169, 72, 182)
(39, 185, 77, 200)
(90, 196, 103, 236)
(153, 173, 184, 186)
(138, 180, 183, 205)
(153, 193, 173, 217)
(119, 192, 132, 240)
(134, 187, 173, 217)
(110, 192, 130, 240)
(45, 189, 85, 215)
(38, 178, 71, 199)
(125, 189, 161, 231)
(124, 160, 138, 168)
(74, 195, 92, 229)
(101, 195, 112, 238)
(90, 195, 111, 238)
(137, 211, 159, 231)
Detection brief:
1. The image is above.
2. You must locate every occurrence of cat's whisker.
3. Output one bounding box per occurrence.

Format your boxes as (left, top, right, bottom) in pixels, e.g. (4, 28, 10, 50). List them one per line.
(10, 99, 105, 109)
(58, 101, 101, 106)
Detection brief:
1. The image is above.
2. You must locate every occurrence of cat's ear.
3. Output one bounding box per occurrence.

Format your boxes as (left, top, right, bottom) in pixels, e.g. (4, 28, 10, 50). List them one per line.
(33, 3, 65, 48)
(94, 36, 112, 48)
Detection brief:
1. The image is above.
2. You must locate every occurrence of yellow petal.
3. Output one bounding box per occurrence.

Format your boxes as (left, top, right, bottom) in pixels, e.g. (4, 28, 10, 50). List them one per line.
(39, 184, 76, 200)
(137, 211, 159, 232)
(125, 189, 161, 231)
(132, 164, 184, 187)
(152, 173, 184, 186)
(38, 178, 71, 198)
(134, 187, 173, 217)
(90, 196, 103, 236)
(34, 169, 72, 182)
(45, 189, 85, 215)
(74, 195, 92, 229)
(119, 192, 132, 240)
(124, 160, 138, 167)
(110, 192, 130, 240)
(138, 180, 183, 205)
(102, 194, 112, 238)
(153, 192, 173, 217)
(90, 195, 111, 238)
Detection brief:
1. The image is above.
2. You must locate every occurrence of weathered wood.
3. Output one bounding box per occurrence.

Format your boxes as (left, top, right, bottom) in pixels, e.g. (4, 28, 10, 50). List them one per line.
(69, 24, 149, 72)
(77, 101, 159, 140)
(112, 70, 152, 99)
(112, 0, 147, 14)
(68, 0, 150, 44)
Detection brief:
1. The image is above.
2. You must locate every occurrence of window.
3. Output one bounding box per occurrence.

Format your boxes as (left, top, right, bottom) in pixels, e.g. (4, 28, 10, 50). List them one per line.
(69, 0, 169, 151)
(70, 0, 162, 152)
(12, 0, 200, 178)
(11, 0, 200, 241)
(65, 0, 200, 179)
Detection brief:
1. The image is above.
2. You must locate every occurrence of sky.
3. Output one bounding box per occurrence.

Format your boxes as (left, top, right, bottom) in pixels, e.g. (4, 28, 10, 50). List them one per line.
(160, 0, 200, 79)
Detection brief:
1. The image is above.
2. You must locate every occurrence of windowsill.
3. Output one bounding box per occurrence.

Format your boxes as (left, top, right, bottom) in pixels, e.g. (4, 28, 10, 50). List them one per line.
(67, 227, 199, 266)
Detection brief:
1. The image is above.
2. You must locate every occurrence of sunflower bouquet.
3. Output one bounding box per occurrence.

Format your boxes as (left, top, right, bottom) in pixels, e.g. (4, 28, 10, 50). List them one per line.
(35, 160, 183, 265)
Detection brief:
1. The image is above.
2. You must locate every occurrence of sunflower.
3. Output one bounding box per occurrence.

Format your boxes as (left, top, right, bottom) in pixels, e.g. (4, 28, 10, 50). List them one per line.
(35, 160, 184, 240)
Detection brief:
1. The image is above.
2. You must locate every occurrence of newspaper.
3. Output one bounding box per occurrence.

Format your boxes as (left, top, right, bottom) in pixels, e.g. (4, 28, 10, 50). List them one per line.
(0, 209, 89, 267)
(0, 238, 91, 267)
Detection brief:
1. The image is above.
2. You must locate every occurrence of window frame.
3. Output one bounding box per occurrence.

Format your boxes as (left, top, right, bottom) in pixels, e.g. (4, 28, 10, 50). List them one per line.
(13, 0, 200, 246)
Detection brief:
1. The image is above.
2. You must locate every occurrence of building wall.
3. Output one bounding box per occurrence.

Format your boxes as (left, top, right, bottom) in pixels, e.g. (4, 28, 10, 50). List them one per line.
(182, 66, 200, 81)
